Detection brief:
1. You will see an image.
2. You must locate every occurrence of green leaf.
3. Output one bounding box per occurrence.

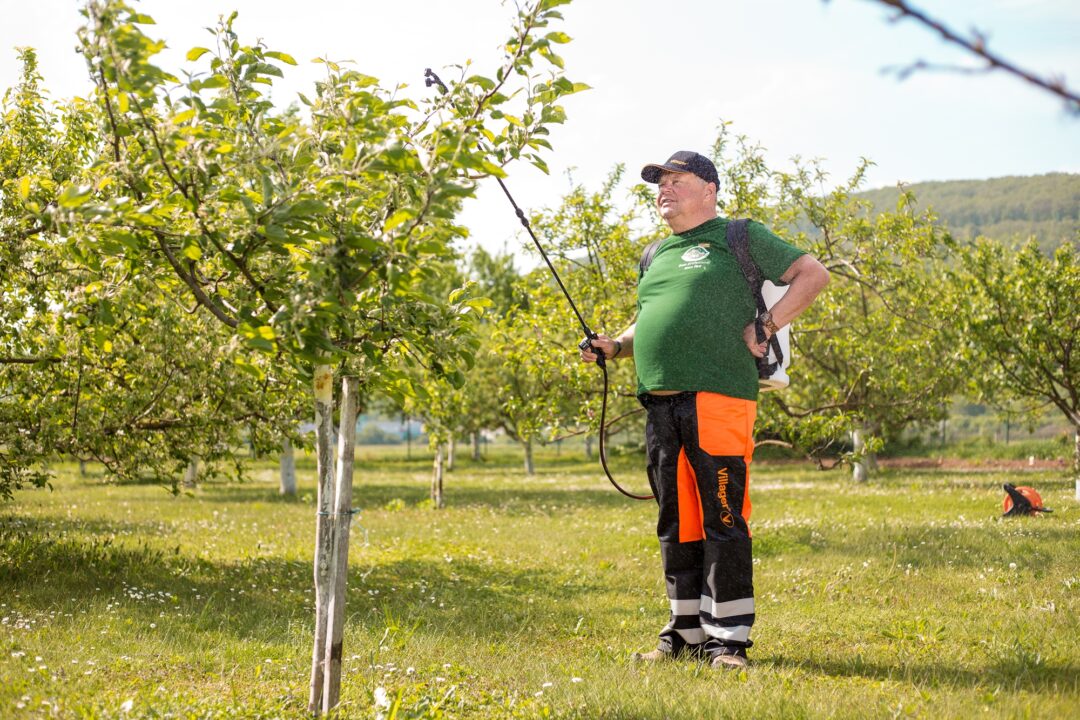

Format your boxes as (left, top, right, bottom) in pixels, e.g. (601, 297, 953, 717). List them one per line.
(287, 199, 327, 218)
(199, 75, 229, 90)
(538, 46, 564, 69)
(529, 155, 550, 175)
(261, 175, 273, 207)
(58, 184, 93, 208)
(466, 74, 496, 91)
(383, 209, 415, 233)
(17, 176, 31, 201)
(264, 51, 298, 65)
(182, 242, 201, 261)
(186, 47, 211, 61)
(172, 108, 196, 124)
(264, 224, 287, 241)
(246, 63, 284, 79)
(545, 31, 572, 44)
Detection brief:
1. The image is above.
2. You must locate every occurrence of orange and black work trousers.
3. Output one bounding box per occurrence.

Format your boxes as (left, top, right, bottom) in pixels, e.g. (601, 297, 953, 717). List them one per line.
(641, 391, 756, 658)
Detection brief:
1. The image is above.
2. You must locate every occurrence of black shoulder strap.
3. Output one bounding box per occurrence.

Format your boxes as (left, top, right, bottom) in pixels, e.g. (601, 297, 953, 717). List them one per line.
(639, 239, 663, 276)
(726, 219, 783, 378)
(726, 220, 767, 315)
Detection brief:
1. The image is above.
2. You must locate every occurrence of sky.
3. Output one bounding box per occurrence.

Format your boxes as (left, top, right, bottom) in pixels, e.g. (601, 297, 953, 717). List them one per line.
(1, 0, 1078, 261)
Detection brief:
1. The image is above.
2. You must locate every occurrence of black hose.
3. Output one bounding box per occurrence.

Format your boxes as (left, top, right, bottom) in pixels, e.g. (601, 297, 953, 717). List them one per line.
(597, 360, 653, 500)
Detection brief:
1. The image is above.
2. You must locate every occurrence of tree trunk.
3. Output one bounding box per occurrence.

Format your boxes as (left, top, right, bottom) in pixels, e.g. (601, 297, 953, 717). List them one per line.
(471, 432, 481, 462)
(1072, 422, 1080, 480)
(432, 443, 445, 509)
(181, 458, 199, 489)
(321, 376, 359, 712)
(585, 435, 593, 461)
(446, 436, 455, 472)
(280, 437, 297, 496)
(852, 428, 868, 483)
(1072, 423, 1080, 501)
(308, 365, 335, 714)
(523, 439, 535, 476)
(79, 460, 87, 477)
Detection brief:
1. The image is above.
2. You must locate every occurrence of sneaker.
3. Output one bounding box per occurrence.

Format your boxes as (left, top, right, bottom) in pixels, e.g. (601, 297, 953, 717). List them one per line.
(710, 648, 748, 670)
(630, 648, 672, 664)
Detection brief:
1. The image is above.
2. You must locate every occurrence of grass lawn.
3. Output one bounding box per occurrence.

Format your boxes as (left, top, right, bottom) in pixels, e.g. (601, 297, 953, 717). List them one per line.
(2, 449, 1078, 718)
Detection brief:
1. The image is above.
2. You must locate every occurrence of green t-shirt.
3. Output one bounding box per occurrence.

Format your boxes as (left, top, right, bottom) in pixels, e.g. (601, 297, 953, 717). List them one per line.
(634, 217, 806, 400)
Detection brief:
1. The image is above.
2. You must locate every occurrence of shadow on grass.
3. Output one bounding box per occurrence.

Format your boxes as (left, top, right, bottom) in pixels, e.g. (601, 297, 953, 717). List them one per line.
(203, 480, 648, 514)
(0, 511, 601, 645)
(766, 653, 1079, 694)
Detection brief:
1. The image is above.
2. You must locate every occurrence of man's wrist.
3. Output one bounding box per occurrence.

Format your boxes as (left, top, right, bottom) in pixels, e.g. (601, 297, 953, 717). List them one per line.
(759, 311, 780, 335)
(612, 340, 623, 359)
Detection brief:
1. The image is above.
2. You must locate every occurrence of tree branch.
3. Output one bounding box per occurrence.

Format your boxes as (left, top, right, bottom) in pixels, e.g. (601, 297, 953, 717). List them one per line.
(0, 356, 61, 365)
(868, 0, 1080, 112)
(153, 230, 239, 328)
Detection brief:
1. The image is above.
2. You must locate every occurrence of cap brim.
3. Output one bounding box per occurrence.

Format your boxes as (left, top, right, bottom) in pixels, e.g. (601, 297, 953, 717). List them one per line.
(641, 163, 691, 184)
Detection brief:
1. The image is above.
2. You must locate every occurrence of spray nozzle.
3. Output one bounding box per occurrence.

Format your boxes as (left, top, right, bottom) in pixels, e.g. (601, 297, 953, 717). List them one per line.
(424, 68, 448, 93)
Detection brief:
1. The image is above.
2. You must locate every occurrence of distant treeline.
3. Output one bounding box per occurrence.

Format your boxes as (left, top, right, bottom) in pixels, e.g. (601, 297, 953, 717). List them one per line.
(855, 173, 1079, 251)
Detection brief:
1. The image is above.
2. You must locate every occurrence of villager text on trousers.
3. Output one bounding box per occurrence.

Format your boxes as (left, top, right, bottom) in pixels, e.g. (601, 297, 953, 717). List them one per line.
(642, 391, 756, 657)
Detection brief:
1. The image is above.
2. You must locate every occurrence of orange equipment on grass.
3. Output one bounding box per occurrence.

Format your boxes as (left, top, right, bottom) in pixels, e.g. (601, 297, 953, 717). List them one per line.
(1001, 484, 1052, 516)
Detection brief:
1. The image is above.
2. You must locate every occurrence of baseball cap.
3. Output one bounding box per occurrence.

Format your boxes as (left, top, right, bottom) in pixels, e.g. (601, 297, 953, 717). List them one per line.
(641, 150, 720, 187)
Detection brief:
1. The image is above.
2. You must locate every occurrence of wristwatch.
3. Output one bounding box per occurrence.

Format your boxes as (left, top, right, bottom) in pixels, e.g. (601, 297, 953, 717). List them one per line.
(758, 311, 780, 335)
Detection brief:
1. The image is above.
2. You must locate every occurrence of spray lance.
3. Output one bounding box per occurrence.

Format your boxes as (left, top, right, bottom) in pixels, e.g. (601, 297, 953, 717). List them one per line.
(424, 68, 652, 501)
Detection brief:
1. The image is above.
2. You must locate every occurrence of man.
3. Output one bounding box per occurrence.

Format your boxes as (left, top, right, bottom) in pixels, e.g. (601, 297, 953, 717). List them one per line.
(580, 150, 828, 670)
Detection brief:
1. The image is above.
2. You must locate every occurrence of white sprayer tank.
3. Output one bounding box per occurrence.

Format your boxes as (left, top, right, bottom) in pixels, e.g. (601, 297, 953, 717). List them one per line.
(759, 281, 791, 392)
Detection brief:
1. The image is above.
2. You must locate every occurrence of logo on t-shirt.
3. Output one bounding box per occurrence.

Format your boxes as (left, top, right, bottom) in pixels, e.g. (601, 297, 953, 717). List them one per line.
(679, 244, 710, 269)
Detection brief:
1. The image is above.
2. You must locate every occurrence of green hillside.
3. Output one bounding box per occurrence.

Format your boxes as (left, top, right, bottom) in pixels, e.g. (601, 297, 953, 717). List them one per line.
(856, 172, 1079, 250)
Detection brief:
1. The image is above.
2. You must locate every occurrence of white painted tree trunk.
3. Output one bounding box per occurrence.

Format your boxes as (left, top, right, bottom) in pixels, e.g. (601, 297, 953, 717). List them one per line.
(308, 365, 335, 714)
(523, 439, 535, 476)
(181, 458, 199, 489)
(446, 436, 455, 472)
(321, 376, 359, 712)
(280, 437, 297, 496)
(1072, 423, 1079, 480)
(471, 432, 481, 461)
(432, 443, 445, 509)
(852, 428, 868, 483)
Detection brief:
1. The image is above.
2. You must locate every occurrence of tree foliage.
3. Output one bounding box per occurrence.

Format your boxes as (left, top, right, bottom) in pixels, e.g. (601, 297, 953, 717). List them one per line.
(951, 238, 1080, 474)
(1, 47, 304, 497)
(1, 0, 584, 502)
(855, 174, 1079, 252)
(702, 126, 963, 464)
